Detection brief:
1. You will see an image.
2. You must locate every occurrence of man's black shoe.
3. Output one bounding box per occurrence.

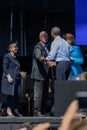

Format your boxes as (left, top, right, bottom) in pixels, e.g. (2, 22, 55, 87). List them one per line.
(45, 111, 54, 116)
(34, 111, 45, 117)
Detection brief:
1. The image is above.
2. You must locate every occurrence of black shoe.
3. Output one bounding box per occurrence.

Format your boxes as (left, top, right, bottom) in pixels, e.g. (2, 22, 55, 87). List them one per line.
(50, 111, 54, 116)
(14, 109, 23, 117)
(45, 111, 54, 116)
(34, 111, 45, 117)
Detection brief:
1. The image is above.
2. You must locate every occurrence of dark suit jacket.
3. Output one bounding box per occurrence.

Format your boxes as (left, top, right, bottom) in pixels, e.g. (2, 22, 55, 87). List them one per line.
(31, 42, 49, 81)
(1, 53, 21, 96)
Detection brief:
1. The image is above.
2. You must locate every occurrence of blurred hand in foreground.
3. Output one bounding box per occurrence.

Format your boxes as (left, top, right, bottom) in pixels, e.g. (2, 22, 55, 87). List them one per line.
(58, 100, 81, 130)
(33, 123, 50, 130)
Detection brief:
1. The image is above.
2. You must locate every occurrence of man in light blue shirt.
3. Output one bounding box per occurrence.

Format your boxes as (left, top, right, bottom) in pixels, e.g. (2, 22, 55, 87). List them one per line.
(46, 26, 71, 80)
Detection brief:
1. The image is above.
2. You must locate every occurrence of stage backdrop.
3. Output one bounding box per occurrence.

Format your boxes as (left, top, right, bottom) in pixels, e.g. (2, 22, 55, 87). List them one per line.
(75, 0, 87, 45)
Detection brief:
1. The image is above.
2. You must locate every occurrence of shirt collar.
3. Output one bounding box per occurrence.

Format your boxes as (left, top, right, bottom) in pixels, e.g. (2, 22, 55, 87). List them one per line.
(40, 41, 46, 47)
(9, 53, 16, 58)
(54, 35, 61, 40)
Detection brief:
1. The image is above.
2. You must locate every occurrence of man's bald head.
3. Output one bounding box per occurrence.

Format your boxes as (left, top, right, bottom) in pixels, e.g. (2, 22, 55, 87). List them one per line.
(39, 31, 48, 37)
(39, 31, 48, 44)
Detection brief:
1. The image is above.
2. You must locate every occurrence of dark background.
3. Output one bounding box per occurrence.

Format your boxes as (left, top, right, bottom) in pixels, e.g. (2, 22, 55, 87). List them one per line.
(0, 0, 87, 74)
(0, 0, 75, 74)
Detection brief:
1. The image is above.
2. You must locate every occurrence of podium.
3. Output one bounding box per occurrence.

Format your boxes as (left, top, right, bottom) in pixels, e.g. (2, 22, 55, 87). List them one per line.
(54, 81, 87, 116)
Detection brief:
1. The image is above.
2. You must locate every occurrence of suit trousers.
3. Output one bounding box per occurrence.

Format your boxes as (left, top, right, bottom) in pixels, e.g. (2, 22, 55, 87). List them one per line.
(34, 78, 49, 114)
(50, 61, 71, 115)
(56, 61, 71, 80)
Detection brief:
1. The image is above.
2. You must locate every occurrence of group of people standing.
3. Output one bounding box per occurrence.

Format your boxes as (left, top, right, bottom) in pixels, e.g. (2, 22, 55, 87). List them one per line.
(1, 26, 84, 117)
(31, 26, 84, 116)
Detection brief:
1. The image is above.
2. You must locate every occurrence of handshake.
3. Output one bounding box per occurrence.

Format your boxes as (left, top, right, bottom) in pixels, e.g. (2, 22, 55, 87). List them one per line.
(40, 56, 56, 67)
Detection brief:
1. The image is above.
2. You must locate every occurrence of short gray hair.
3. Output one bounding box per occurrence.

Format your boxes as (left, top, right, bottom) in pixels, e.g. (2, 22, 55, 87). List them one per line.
(51, 26, 61, 36)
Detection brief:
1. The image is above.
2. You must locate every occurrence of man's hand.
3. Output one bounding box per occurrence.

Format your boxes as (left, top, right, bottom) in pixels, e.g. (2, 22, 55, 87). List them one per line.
(33, 123, 50, 130)
(48, 61, 56, 67)
(40, 56, 46, 62)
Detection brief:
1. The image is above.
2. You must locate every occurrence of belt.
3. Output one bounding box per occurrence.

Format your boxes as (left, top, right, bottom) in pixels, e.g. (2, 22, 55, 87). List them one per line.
(56, 61, 70, 64)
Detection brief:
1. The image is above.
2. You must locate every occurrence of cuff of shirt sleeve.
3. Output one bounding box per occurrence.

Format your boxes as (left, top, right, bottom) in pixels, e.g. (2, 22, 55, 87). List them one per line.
(7, 74, 12, 78)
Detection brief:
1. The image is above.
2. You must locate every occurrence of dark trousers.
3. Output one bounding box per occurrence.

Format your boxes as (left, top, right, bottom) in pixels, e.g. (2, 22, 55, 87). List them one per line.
(50, 61, 71, 115)
(34, 78, 49, 114)
(56, 61, 71, 80)
(6, 79, 21, 109)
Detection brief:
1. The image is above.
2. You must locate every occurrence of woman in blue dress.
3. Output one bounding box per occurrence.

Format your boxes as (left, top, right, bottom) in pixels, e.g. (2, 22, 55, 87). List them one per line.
(63, 33, 84, 80)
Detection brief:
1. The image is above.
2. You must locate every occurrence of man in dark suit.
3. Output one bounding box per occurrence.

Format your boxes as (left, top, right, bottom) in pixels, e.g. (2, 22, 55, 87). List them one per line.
(31, 31, 50, 116)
